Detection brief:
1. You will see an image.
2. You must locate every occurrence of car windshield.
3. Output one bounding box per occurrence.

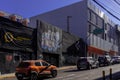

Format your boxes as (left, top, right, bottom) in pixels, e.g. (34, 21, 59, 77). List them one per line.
(113, 56, 120, 59)
(112, 57, 117, 59)
(17, 62, 30, 68)
(80, 58, 87, 62)
(98, 57, 104, 60)
(106, 56, 110, 59)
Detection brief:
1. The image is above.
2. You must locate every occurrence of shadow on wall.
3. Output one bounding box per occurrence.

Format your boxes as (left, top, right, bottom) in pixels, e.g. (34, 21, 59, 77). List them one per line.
(67, 38, 88, 57)
(63, 39, 88, 65)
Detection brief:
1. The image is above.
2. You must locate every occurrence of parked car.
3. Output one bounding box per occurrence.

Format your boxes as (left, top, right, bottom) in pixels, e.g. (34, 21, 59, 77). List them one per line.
(15, 59, 57, 80)
(77, 57, 99, 70)
(98, 55, 111, 66)
(111, 56, 120, 64)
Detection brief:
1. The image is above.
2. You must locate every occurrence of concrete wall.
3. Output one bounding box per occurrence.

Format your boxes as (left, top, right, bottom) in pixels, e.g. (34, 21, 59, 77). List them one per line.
(30, 0, 119, 55)
(30, 0, 88, 41)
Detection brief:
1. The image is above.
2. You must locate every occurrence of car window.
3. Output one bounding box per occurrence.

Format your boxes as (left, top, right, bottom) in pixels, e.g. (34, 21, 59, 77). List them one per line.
(89, 58, 94, 60)
(113, 56, 120, 59)
(79, 58, 87, 62)
(106, 56, 111, 60)
(42, 62, 49, 66)
(35, 62, 41, 66)
(98, 57, 104, 61)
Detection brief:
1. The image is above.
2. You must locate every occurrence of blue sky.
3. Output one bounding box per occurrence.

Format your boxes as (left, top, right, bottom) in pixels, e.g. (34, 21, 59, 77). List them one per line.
(0, 0, 120, 25)
(94, 0, 120, 25)
(0, 0, 80, 18)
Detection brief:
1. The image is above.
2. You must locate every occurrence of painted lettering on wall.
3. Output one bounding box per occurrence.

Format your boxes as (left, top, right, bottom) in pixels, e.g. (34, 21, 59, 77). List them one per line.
(4, 32, 30, 42)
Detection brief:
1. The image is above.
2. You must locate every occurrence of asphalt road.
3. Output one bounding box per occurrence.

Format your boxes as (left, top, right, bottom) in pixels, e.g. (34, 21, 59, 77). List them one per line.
(46, 64, 120, 80)
(2, 64, 120, 80)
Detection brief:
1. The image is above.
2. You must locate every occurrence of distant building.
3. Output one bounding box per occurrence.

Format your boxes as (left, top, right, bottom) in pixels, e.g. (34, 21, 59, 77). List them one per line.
(0, 10, 30, 26)
(30, 0, 119, 59)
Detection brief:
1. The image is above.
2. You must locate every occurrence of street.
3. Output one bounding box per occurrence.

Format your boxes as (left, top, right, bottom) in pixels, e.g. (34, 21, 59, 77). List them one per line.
(46, 64, 120, 80)
(2, 64, 120, 80)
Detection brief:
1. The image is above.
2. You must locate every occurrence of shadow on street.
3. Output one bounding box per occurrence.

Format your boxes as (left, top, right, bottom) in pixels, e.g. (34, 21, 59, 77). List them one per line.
(63, 68, 90, 73)
(95, 71, 120, 80)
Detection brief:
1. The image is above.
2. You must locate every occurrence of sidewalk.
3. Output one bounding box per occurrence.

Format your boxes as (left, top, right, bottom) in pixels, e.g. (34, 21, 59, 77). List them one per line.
(0, 73, 15, 79)
(0, 65, 76, 79)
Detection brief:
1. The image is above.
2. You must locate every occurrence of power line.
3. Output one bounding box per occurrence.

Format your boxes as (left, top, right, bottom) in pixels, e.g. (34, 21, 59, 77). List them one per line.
(114, 0, 120, 6)
(106, 0, 120, 9)
(92, 0, 120, 21)
(97, 0, 120, 16)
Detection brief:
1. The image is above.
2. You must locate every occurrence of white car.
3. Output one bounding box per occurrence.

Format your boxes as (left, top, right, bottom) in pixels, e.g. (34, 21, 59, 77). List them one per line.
(111, 56, 120, 64)
(77, 57, 99, 70)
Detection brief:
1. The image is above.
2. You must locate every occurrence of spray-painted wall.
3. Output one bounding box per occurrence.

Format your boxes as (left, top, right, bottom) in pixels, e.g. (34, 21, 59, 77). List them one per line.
(62, 31, 87, 65)
(0, 16, 34, 74)
(37, 21, 87, 66)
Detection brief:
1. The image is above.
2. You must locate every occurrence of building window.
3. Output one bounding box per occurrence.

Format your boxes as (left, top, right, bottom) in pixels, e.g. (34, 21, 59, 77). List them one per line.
(14, 55, 20, 62)
(105, 33, 107, 40)
(89, 24, 91, 33)
(108, 25, 112, 42)
(88, 9, 91, 21)
(13, 53, 21, 63)
(97, 17, 104, 28)
(105, 23, 107, 30)
(91, 12, 96, 24)
(96, 16, 98, 25)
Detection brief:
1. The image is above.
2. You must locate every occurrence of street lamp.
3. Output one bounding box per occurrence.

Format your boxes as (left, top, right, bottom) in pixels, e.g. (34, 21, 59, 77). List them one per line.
(67, 16, 72, 33)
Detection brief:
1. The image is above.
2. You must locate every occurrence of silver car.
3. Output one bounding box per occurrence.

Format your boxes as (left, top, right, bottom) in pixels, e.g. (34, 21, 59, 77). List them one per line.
(77, 57, 99, 70)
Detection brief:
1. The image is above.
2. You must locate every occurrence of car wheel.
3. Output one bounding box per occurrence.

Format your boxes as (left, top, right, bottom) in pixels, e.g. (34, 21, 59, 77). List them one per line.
(77, 66, 81, 70)
(96, 64, 99, 68)
(107, 62, 110, 66)
(99, 63, 102, 67)
(30, 73, 38, 80)
(51, 70, 57, 78)
(16, 77, 23, 80)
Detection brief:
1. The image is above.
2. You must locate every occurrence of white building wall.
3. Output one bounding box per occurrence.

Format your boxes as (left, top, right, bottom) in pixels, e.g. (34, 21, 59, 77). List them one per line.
(89, 34, 118, 52)
(87, 0, 118, 53)
(30, 0, 88, 41)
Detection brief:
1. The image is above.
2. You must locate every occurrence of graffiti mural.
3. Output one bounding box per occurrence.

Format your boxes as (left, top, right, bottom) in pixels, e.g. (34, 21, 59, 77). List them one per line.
(39, 21, 62, 53)
(41, 29, 60, 52)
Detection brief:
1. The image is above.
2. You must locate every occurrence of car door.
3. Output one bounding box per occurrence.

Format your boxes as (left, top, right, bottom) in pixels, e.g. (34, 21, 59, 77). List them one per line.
(34, 62, 43, 73)
(90, 58, 96, 67)
(41, 61, 51, 74)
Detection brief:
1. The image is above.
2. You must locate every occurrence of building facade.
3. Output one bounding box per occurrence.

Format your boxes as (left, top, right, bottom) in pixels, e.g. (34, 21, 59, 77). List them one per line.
(30, 0, 119, 59)
(0, 15, 34, 74)
(36, 21, 87, 66)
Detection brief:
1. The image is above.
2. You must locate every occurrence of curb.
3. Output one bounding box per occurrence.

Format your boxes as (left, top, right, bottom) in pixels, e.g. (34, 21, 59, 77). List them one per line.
(57, 66, 76, 70)
(0, 73, 15, 79)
